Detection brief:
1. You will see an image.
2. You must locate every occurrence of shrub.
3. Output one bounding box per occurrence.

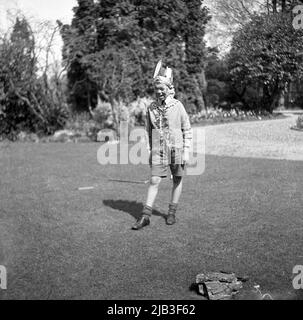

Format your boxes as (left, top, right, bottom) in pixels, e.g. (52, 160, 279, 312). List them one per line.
(228, 13, 303, 113)
(205, 94, 219, 109)
(129, 97, 153, 126)
(90, 100, 114, 129)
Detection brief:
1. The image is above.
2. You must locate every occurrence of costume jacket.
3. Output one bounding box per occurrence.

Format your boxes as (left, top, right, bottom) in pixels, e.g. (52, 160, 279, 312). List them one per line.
(145, 96, 192, 152)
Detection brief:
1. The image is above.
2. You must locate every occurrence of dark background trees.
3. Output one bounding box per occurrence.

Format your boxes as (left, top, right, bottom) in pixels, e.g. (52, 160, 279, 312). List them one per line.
(59, 0, 302, 117)
(202, 0, 303, 111)
(0, 16, 69, 138)
(226, 0, 303, 112)
(1, 0, 303, 139)
(59, 0, 211, 114)
(0, 17, 39, 137)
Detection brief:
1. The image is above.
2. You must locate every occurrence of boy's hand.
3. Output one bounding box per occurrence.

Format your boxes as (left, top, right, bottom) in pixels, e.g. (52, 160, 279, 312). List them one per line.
(182, 149, 189, 165)
(148, 149, 152, 167)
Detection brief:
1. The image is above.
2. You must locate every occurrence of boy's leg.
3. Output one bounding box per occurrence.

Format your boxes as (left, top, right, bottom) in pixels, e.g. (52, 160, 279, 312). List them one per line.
(132, 176, 162, 230)
(170, 175, 183, 204)
(166, 147, 185, 225)
(146, 176, 162, 208)
(146, 149, 168, 208)
(132, 147, 168, 230)
(166, 175, 183, 225)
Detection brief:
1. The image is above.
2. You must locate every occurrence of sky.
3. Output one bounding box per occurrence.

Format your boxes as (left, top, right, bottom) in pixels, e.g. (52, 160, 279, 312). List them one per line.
(0, 0, 77, 25)
(0, 0, 77, 69)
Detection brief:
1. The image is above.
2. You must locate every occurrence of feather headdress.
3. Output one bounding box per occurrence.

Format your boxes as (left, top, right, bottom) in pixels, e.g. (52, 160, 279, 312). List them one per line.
(153, 60, 173, 87)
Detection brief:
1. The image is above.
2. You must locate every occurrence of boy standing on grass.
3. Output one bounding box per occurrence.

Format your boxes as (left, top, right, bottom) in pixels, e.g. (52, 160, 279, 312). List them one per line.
(132, 60, 192, 230)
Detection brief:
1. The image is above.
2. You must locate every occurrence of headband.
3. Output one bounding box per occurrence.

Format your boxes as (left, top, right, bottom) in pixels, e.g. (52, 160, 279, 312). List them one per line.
(153, 60, 173, 87)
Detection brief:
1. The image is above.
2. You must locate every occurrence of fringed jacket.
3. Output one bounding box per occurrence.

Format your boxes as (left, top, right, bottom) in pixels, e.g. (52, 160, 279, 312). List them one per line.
(146, 96, 192, 152)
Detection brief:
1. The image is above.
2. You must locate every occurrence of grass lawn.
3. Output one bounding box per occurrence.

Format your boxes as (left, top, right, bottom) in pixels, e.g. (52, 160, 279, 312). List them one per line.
(0, 142, 303, 300)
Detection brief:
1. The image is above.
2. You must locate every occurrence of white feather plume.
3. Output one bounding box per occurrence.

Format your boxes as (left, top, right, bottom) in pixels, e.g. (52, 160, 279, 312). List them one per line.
(165, 67, 172, 81)
(153, 60, 162, 79)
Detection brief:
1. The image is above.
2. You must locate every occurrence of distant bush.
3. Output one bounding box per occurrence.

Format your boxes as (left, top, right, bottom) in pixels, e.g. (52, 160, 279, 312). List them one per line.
(64, 112, 99, 140)
(289, 94, 303, 110)
(228, 13, 303, 113)
(129, 97, 152, 126)
(206, 79, 229, 102)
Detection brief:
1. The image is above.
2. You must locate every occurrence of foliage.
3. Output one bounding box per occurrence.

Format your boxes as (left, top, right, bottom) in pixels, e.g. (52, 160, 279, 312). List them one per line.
(227, 12, 303, 112)
(203, 0, 267, 54)
(0, 18, 37, 137)
(0, 17, 69, 139)
(64, 112, 102, 141)
(59, 0, 210, 120)
(205, 48, 229, 82)
(204, 0, 300, 55)
(58, 0, 99, 112)
(206, 79, 228, 105)
(204, 47, 236, 108)
(178, 0, 210, 112)
(129, 96, 153, 126)
(290, 94, 303, 109)
(189, 107, 274, 126)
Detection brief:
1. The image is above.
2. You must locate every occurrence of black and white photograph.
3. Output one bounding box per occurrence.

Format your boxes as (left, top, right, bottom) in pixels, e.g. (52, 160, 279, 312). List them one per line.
(1, 0, 303, 306)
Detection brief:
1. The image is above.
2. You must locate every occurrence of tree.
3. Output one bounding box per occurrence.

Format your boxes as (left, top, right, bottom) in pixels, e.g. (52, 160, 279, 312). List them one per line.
(203, 0, 299, 55)
(227, 12, 303, 112)
(274, 0, 298, 13)
(0, 16, 69, 138)
(60, 0, 211, 116)
(131, 0, 210, 112)
(181, 0, 210, 111)
(204, 47, 233, 107)
(0, 17, 38, 136)
(204, 0, 267, 54)
(59, 0, 98, 112)
(82, 47, 142, 133)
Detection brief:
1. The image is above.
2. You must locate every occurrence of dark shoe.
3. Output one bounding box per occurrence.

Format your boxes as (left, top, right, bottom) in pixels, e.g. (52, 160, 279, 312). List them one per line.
(132, 216, 150, 230)
(166, 214, 176, 225)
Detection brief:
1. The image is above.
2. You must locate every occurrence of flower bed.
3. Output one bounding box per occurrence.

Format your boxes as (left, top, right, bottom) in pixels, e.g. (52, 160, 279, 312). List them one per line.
(189, 108, 281, 126)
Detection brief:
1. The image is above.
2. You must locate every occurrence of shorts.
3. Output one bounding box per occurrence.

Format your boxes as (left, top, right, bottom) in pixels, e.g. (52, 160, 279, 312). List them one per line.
(150, 147, 185, 178)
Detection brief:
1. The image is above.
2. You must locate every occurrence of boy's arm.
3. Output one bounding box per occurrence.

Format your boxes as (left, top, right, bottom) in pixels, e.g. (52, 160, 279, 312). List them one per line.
(180, 103, 192, 157)
(145, 107, 152, 153)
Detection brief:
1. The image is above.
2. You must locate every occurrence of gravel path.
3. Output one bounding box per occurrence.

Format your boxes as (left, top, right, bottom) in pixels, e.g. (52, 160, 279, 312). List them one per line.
(202, 114, 303, 161)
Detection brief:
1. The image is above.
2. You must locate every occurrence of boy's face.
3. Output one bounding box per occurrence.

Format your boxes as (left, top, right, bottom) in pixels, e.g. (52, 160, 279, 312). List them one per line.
(154, 82, 169, 102)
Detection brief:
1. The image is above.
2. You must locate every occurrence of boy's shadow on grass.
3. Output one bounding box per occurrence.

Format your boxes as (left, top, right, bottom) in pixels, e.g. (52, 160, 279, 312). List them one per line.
(103, 200, 166, 220)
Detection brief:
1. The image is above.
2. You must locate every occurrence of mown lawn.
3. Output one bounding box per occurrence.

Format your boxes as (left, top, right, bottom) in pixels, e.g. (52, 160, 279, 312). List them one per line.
(0, 142, 303, 300)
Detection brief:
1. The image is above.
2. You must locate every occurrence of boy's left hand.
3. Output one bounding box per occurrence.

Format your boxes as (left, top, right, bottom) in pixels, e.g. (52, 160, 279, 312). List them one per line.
(182, 149, 189, 165)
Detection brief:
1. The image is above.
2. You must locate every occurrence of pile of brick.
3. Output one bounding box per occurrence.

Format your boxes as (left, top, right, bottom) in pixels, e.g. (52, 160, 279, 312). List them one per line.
(196, 271, 248, 300)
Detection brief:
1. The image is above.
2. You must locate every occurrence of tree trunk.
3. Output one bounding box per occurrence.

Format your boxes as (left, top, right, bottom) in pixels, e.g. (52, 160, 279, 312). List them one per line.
(269, 92, 280, 112)
(198, 70, 208, 111)
(281, 0, 286, 12)
(263, 82, 281, 113)
(263, 84, 271, 111)
(233, 85, 250, 109)
(201, 94, 207, 112)
(110, 98, 120, 138)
